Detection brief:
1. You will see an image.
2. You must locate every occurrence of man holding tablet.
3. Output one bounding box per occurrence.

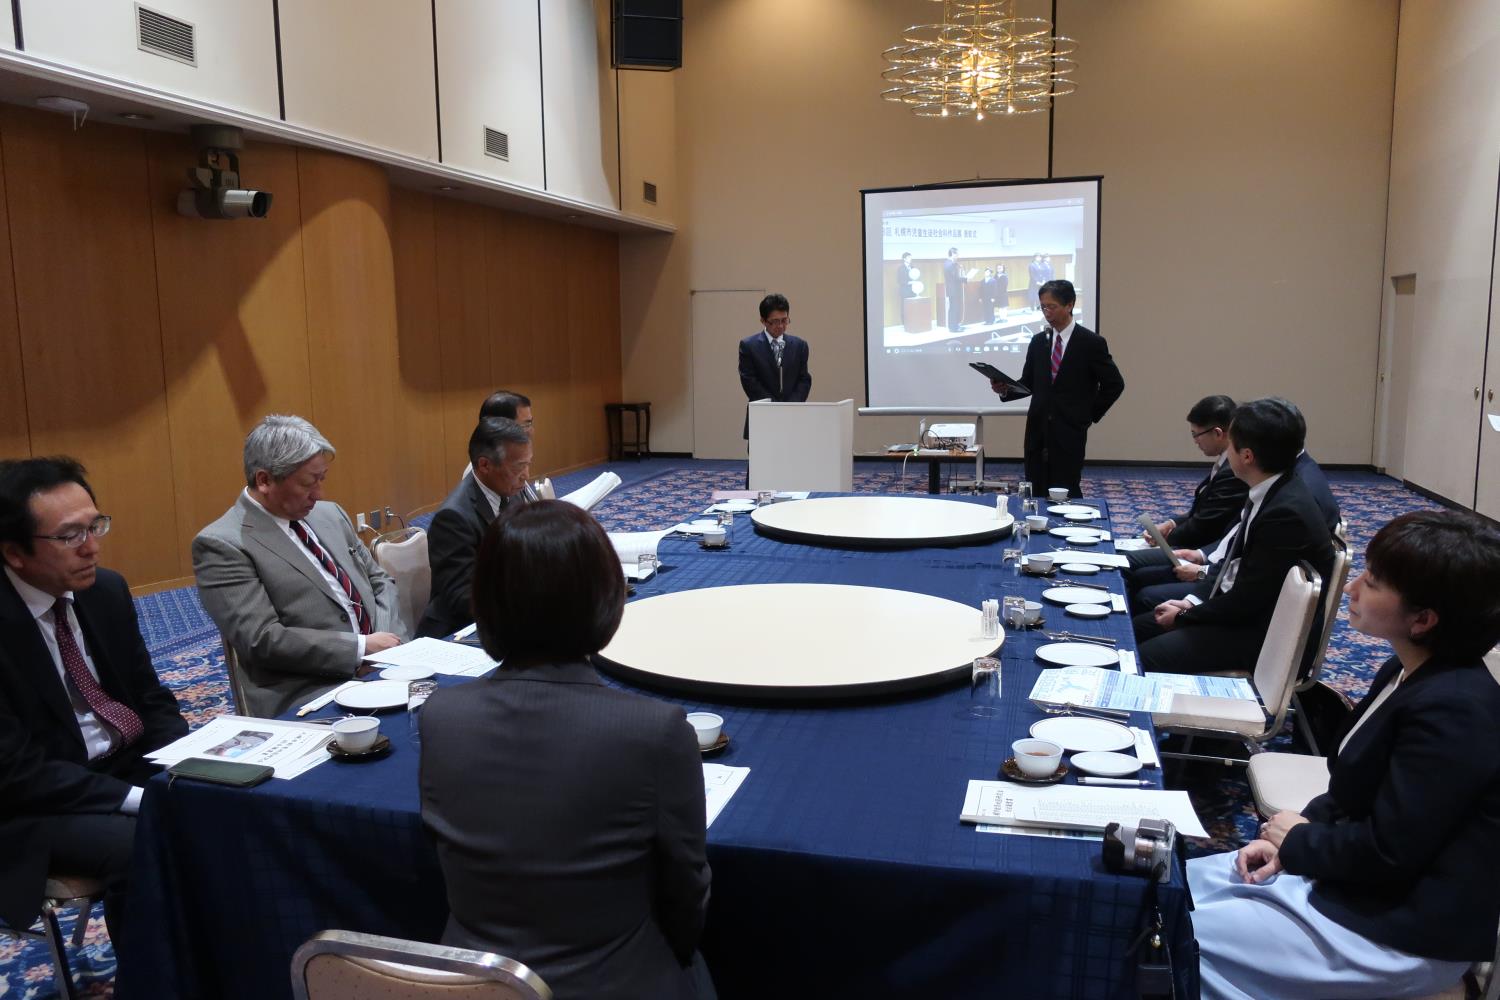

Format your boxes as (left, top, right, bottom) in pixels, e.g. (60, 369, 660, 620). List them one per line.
(990, 279, 1124, 498)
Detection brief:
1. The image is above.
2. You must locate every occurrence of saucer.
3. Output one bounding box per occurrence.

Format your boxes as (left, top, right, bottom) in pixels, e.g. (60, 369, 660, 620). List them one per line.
(699, 732, 729, 754)
(1000, 756, 1068, 785)
(1019, 563, 1057, 577)
(328, 734, 392, 761)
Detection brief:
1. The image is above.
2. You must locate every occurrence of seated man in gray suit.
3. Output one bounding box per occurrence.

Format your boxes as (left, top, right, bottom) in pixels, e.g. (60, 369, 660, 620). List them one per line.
(193, 415, 406, 718)
(418, 417, 533, 639)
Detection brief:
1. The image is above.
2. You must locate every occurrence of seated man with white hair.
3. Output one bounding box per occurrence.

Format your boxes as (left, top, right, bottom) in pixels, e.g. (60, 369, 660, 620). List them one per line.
(193, 415, 406, 718)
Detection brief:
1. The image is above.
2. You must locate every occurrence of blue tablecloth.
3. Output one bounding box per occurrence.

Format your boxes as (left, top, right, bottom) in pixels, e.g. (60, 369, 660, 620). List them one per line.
(117, 494, 1198, 1000)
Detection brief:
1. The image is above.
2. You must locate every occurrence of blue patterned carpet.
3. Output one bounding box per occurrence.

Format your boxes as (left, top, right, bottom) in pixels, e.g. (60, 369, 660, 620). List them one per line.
(1, 459, 1428, 999)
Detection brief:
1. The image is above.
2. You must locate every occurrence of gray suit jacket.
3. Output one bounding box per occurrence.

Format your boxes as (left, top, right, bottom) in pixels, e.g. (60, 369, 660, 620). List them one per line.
(192, 493, 405, 718)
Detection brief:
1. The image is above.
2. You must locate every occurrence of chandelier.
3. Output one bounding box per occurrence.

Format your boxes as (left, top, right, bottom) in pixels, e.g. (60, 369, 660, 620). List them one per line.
(881, 0, 1077, 120)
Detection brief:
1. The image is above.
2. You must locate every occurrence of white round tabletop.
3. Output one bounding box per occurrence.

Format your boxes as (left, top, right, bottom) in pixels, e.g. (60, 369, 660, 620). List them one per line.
(750, 496, 1014, 548)
(596, 583, 1002, 699)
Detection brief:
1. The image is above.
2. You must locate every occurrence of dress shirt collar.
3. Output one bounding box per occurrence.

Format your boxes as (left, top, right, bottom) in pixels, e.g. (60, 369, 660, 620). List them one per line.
(243, 487, 293, 529)
(5, 564, 69, 620)
(764, 330, 786, 350)
(1051, 320, 1076, 349)
(473, 474, 505, 517)
(1210, 452, 1227, 474)
(1245, 471, 1282, 520)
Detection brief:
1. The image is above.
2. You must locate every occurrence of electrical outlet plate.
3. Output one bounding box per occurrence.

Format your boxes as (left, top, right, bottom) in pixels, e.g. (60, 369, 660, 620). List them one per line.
(356, 512, 367, 531)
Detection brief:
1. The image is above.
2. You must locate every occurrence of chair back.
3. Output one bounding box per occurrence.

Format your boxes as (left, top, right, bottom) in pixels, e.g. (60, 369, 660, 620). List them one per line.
(1297, 520, 1352, 691)
(1251, 561, 1322, 738)
(221, 637, 252, 716)
(291, 930, 551, 1000)
(372, 527, 430, 637)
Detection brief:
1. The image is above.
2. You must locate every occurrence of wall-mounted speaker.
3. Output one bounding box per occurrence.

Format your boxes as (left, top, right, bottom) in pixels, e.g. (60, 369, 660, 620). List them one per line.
(612, 0, 681, 71)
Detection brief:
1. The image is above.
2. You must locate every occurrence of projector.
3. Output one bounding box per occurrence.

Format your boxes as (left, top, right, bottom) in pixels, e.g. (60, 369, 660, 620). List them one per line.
(177, 124, 273, 220)
(927, 422, 975, 450)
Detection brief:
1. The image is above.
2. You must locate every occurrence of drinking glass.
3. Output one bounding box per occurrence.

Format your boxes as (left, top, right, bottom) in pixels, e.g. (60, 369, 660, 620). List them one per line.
(1014, 519, 1030, 549)
(1002, 595, 1028, 630)
(637, 552, 659, 578)
(1017, 480, 1033, 503)
(408, 679, 438, 744)
(970, 657, 1003, 718)
(717, 510, 735, 528)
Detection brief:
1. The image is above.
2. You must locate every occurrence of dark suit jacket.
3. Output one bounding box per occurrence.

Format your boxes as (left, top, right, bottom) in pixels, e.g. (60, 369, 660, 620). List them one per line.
(417, 474, 505, 639)
(1280, 654, 1500, 961)
(1015, 325, 1125, 456)
(0, 568, 188, 927)
(1294, 450, 1341, 533)
(419, 660, 711, 1000)
(1175, 473, 1333, 636)
(738, 332, 812, 439)
(1169, 459, 1249, 552)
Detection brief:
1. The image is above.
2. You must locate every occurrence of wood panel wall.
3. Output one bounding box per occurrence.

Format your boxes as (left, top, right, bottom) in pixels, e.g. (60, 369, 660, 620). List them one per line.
(0, 106, 622, 592)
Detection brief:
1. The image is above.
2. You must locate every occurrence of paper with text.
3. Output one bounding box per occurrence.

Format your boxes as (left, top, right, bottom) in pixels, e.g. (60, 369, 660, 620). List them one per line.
(362, 637, 498, 676)
(704, 764, 750, 827)
(961, 780, 1207, 837)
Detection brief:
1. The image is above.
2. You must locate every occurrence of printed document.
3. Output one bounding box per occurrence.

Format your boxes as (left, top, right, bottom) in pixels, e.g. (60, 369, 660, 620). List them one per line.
(148, 716, 333, 779)
(704, 764, 750, 828)
(1030, 667, 1257, 713)
(609, 529, 672, 579)
(560, 472, 622, 511)
(961, 780, 1207, 838)
(362, 637, 498, 676)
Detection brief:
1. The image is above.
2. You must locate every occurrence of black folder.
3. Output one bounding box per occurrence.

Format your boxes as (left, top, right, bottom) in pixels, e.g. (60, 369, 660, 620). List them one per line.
(969, 361, 1031, 399)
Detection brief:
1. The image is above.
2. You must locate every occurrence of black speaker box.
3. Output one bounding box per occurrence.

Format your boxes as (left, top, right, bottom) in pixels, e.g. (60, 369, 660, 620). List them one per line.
(612, 0, 682, 71)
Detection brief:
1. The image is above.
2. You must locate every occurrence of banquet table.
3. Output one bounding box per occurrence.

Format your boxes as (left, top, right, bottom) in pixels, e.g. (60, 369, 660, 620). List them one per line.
(116, 493, 1199, 1000)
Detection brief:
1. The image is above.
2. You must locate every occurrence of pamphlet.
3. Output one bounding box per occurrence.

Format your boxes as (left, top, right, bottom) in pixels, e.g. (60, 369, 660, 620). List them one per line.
(961, 780, 1208, 838)
(609, 529, 672, 580)
(1028, 666, 1256, 714)
(560, 471, 623, 512)
(362, 637, 498, 676)
(148, 715, 334, 779)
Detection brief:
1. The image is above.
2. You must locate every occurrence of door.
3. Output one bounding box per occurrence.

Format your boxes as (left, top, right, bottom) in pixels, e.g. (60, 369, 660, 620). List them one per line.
(691, 289, 763, 459)
(1374, 274, 1417, 477)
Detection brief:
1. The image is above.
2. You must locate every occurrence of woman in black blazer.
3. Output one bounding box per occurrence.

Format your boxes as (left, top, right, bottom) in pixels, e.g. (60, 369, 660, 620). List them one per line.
(419, 501, 715, 1000)
(1189, 510, 1500, 999)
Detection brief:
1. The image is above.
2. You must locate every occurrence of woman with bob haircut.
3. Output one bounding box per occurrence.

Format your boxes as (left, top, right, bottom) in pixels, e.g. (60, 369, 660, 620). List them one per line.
(1189, 509, 1500, 999)
(418, 500, 715, 1000)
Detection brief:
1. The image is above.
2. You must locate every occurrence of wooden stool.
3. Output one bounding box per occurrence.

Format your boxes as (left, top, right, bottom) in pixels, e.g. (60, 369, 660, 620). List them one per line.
(605, 402, 651, 461)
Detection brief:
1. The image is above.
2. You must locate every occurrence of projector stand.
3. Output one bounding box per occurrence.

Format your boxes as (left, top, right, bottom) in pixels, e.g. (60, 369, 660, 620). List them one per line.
(951, 415, 997, 492)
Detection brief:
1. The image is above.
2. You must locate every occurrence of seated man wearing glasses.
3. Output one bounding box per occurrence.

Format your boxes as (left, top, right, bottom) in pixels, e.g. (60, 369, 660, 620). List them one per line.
(0, 457, 188, 948)
(459, 389, 536, 491)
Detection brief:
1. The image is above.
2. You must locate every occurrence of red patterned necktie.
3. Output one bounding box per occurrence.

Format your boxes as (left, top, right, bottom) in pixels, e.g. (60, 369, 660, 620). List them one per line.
(53, 598, 144, 752)
(290, 520, 374, 634)
(1049, 331, 1064, 382)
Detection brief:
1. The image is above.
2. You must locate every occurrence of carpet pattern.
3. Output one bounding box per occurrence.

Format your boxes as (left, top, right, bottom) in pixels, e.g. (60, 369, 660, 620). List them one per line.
(1, 461, 1436, 999)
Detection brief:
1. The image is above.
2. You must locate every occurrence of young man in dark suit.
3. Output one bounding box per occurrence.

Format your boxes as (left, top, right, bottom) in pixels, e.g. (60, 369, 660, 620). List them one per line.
(1133, 398, 1336, 675)
(418, 417, 533, 638)
(738, 292, 812, 440)
(942, 247, 966, 330)
(990, 279, 1125, 497)
(0, 457, 188, 945)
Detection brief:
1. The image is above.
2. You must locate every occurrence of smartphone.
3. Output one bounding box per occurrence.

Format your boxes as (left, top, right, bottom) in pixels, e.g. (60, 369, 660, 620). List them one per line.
(167, 757, 274, 787)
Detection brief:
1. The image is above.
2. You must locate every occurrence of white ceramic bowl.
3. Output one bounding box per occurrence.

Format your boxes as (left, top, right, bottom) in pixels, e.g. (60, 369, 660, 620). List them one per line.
(332, 716, 381, 752)
(686, 712, 724, 748)
(1027, 553, 1055, 573)
(1012, 737, 1063, 777)
(701, 528, 728, 548)
(1048, 488, 1071, 501)
(1025, 515, 1049, 532)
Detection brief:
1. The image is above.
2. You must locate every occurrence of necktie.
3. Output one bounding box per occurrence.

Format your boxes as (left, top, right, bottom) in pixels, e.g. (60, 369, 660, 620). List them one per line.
(1049, 331, 1064, 382)
(772, 338, 785, 394)
(53, 598, 143, 752)
(291, 520, 374, 634)
(1210, 498, 1255, 597)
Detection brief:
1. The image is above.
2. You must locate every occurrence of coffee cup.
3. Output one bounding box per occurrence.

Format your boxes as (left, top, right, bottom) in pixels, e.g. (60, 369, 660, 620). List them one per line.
(1021, 600, 1043, 626)
(1048, 487, 1070, 501)
(1027, 553, 1054, 573)
(686, 712, 723, 748)
(1012, 737, 1063, 777)
(702, 527, 728, 548)
(1026, 514, 1048, 533)
(333, 716, 380, 752)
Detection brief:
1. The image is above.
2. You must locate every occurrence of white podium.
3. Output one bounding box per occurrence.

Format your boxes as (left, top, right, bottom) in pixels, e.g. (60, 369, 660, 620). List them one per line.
(747, 399, 854, 492)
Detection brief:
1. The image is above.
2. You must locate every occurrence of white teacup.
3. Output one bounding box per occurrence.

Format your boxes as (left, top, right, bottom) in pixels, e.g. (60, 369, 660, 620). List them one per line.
(1048, 487, 1070, 501)
(686, 712, 724, 748)
(702, 527, 728, 548)
(1027, 553, 1055, 573)
(332, 716, 380, 752)
(1021, 600, 1044, 625)
(1025, 514, 1049, 533)
(1012, 737, 1063, 777)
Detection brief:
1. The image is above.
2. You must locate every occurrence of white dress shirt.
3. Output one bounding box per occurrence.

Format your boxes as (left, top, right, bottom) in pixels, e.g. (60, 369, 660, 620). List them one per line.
(5, 565, 142, 813)
(1205, 472, 1282, 595)
(244, 489, 366, 659)
(473, 475, 504, 517)
(1049, 319, 1076, 361)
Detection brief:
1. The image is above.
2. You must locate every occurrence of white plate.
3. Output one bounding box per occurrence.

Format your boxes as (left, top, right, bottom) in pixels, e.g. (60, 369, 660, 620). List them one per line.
(1042, 586, 1113, 605)
(1071, 750, 1141, 777)
(1064, 603, 1111, 619)
(334, 679, 411, 711)
(1050, 526, 1103, 538)
(379, 665, 435, 681)
(712, 500, 756, 513)
(1048, 504, 1097, 516)
(1033, 642, 1120, 668)
(1063, 511, 1100, 522)
(1059, 562, 1099, 575)
(1030, 716, 1135, 752)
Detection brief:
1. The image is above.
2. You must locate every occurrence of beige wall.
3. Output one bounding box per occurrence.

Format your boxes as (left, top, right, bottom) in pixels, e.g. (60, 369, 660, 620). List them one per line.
(1381, 0, 1500, 510)
(622, 0, 1398, 464)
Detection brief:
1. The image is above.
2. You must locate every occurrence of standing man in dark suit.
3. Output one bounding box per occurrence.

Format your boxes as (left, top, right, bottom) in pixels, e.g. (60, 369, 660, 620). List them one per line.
(1124, 395, 1248, 594)
(1028, 252, 1048, 302)
(418, 417, 533, 638)
(942, 247, 966, 331)
(896, 252, 918, 299)
(990, 279, 1125, 498)
(1133, 398, 1335, 675)
(979, 268, 998, 324)
(738, 293, 812, 440)
(0, 457, 188, 946)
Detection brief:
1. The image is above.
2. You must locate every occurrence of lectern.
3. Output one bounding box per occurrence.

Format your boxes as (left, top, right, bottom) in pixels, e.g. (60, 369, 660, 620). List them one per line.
(747, 399, 854, 492)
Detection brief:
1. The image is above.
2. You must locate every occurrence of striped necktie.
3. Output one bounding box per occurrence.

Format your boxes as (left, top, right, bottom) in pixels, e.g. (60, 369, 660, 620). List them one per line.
(1049, 331, 1064, 382)
(53, 598, 144, 752)
(290, 520, 374, 634)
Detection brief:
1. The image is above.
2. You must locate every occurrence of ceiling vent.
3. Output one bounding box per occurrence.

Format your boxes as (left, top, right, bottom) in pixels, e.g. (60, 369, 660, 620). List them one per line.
(643, 181, 658, 204)
(136, 4, 196, 66)
(484, 128, 509, 162)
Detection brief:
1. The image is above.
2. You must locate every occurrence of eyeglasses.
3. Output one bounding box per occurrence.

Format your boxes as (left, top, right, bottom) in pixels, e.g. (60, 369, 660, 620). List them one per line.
(1190, 427, 1219, 440)
(34, 515, 112, 548)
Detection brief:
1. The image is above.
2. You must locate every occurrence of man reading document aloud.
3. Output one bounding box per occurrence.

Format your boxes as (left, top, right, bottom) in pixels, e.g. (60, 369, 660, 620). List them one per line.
(990, 279, 1124, 498)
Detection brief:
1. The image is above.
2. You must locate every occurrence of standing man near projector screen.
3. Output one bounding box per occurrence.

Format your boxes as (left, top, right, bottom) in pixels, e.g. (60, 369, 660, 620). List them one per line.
(991, 279, 1124, 498)
(739, 293, 812, 439)
(942, 247, 966, 331)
